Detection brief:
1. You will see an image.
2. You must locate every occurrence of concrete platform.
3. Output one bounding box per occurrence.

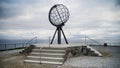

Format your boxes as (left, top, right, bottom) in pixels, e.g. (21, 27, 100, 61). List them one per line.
(33, 43, 88, 48)
(24, 43, 102, 65)
(33, 43, 102, 57)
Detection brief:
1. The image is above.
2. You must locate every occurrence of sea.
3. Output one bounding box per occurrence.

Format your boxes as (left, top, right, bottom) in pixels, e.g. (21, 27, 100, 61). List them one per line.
(0, 39, 45, 50)
(0, 39, 120, 50)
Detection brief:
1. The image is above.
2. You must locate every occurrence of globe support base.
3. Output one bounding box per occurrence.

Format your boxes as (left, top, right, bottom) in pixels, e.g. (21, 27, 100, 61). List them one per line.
(50, 27, 68, 44)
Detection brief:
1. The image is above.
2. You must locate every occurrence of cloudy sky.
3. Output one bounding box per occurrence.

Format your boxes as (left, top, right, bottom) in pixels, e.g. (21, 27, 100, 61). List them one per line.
(0, 0, 120, 43)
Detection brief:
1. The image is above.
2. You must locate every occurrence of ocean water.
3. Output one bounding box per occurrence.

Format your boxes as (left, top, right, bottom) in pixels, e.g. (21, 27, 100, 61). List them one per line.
(0, 44, 28, 50)
(0, 39, 38, 50)
(0, 39, 120, 50)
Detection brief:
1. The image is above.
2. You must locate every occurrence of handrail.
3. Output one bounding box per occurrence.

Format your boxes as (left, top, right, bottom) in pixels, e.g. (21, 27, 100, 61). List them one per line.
(85, 36, 101, 45)
(39, 47, 42, 64)
(26, 36, 37, 45)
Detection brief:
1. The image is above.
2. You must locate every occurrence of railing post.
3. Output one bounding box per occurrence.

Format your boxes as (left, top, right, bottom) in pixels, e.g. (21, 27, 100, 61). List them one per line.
(85, 36, 86, 44)
(49, 36, 51, 47)
(40, 47, 41, 64)
(22, 43, 24, 47)
(5, 44, 6, 50)
(36, 36, 38, 43)
(15, 44, 16, 49)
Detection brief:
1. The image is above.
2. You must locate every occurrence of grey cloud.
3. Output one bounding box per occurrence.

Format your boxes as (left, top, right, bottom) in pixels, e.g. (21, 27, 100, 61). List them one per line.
(0, 2, 24, 19)
(0, 0, 40, 4)
(116, 0, 120, 6)
(0, 0, 120, 44)
(0, 7, 22, 19)
(0, 6, 3, 18)
(114, 0, 120, 10)
(0, 0, 46, 19)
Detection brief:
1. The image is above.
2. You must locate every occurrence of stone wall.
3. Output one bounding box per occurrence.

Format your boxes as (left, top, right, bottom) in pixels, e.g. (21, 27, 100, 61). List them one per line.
(66, 46, 100, 57)
(20, 45, 35, 54)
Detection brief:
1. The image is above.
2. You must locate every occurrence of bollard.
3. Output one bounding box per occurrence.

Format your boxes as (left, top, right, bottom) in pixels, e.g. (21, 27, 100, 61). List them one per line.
(82, 46, 87, 55)
(5, 44, 6, 50)
(104, 43, 107, 47)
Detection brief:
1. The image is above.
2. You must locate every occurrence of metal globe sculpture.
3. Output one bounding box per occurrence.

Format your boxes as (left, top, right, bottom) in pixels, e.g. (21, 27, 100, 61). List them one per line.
(49, 4, 69, 44)
(49, 4, 69, 27)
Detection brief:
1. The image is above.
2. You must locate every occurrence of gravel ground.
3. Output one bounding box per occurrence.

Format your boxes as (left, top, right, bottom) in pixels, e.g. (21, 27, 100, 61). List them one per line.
(0, 49, 24, 56)
(64, 46, 120, 68)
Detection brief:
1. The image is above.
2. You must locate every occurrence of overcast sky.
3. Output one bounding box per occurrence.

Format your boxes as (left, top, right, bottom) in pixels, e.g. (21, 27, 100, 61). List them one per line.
(0, 0, 120, 43)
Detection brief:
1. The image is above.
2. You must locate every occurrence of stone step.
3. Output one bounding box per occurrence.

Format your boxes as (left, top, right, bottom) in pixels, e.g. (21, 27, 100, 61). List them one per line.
(27, 56, 64, 60)
(32, 49, 66, 53)
(26, 59, 64, 62)
(26, 58, 64, 62)
(24, 46, 67, 65)
(34, 47, 66, 50)
(24, 60, 63, 65)
(42, 47, 66, 50)
(30, 52, 65, 56)
(30, 53, 65, 57)
(34, 47, 40, 49)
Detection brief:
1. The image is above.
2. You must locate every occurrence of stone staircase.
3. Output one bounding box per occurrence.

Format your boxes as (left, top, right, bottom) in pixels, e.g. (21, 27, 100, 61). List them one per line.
(24, 47, 67, 65)
(82, 45, 102, 56)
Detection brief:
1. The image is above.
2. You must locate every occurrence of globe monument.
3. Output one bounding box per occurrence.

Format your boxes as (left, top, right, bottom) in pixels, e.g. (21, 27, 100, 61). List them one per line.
(49, 4, 69, 44)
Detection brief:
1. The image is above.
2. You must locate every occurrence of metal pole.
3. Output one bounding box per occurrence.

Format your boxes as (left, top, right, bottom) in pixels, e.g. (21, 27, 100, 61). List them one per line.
(36, 36, 37, 44)
(15, 44, 16, 49)
(85, 36, 86, 44)
(58, 27, 61, 44)
(40, 47, 41, 64)
(49, 36, 51, 47)
(61, 28, 68, 44)
(5, 44, 6, 50)
(50, 29, 57, 44)
(22, 43, 24, 47)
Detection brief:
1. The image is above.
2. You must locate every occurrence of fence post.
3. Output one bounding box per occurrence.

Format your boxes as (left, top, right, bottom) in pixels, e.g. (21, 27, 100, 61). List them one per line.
(85, 36, 86, 44)
(5, 44, 6, 50)
(15, 44, 16, 49)
(49, 36, 51, 47)
(22, 43, 24, 47)
(36, 36, 37, 43)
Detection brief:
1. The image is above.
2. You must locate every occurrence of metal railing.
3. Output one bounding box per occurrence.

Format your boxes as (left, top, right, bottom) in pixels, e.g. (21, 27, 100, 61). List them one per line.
(26, 36, 37, 45)
(83, 36, 120, 46)
(0, 36, 38, 51)
(85, 36, 101, 45)
(69, 36, 120, 46)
